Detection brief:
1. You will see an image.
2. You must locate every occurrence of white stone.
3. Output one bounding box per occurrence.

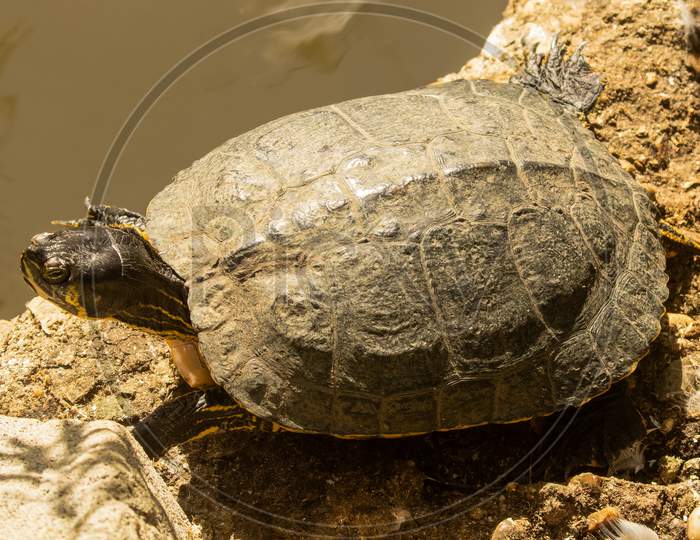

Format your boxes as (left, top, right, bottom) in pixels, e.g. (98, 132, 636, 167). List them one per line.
(0, 415, 196, 540)
(26, 296, 70, 335)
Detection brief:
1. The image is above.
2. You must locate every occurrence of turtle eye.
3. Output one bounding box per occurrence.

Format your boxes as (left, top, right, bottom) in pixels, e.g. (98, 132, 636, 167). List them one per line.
(43, 258, 70, 284)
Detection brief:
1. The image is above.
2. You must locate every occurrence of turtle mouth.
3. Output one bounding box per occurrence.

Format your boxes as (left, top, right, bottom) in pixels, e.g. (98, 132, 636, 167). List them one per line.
(20, 234, 71, 299)
(20, 240, 87, 317)
(20, 250, 50, 299)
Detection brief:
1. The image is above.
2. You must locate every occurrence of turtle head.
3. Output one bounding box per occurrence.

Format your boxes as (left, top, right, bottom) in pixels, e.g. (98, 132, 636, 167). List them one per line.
(21, 225, 196, 340)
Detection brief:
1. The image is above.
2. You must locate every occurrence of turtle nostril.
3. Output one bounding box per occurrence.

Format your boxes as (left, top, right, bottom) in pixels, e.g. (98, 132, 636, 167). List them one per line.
(30, 232, 53, 246)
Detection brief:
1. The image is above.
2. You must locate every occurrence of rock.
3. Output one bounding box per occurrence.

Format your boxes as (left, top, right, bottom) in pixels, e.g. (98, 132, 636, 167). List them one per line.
(609, 440, 646, 475)
(689, 506, 700, 540)
(658, 455, 684, 484)
(0, 297, 178, 421)
(387, 508, 412, 532)
(687, 394, 700, 420)
(491, 517, 531, 539)
(667, 312, 695, 333)
(568, 472, 603, 493)
(26, 296, 69, 335)
(0, 415, 196, 539)
(660, 417, 675, 434)
(680, 457, 700, 480)
(0, 319, 12, 350)
(645, 71, 659, 87)
(538, 484, 573, 527)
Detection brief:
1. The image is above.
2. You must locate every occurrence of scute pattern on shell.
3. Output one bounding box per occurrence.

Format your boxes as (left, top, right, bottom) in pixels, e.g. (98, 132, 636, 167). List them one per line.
(146, 79, 668, 436)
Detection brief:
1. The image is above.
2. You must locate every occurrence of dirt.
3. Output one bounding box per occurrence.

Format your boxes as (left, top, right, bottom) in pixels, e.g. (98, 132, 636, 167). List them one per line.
(2, 0, 700, 538)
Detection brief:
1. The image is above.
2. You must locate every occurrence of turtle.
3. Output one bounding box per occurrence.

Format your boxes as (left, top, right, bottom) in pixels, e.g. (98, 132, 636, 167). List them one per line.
(20, 38, 700, 457)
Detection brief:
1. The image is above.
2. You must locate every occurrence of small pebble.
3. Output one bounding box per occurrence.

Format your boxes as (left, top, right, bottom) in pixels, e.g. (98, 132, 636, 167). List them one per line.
(491, 517, 530, 540)
(658, 455, 683, 484)
(469, 507, 485, 520)
(660, 417, 675, 434)
(653, 134, 666, 150)
(680, 457, 700, 480)
(568, 472, 602, 492)
(667, 313, 694, 331)
(389, 508, 411, 532)
(621, 160, 636, 174)
(645, 71, 658, 87)
(689, 507, 700, 540)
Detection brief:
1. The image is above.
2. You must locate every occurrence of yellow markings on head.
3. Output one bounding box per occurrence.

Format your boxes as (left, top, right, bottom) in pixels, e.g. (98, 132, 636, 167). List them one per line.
(118, 305, 195, 339)
(139, 303, 193, 328)
(155, 287, 188, 309)
(20, 257, 50, 301)
(56, 306, 194, 342)
(78, 307, 192, 340)
(63, 285, 87, 317)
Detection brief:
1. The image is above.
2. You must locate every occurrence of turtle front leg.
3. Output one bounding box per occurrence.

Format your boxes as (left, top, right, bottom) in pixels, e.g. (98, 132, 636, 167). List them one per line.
(166, 338, 216, 388)
(132, 388, 267, 458)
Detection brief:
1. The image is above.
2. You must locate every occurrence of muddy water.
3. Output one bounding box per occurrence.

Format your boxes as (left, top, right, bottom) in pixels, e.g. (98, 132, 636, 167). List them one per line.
(0, 1, 506, 319)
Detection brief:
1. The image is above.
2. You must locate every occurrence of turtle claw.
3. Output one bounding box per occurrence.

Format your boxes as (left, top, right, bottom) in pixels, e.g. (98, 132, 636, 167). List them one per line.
(51, 197, 148, 238)
(658, 220, 700, 256)
(132, 391, 205, 458)
(512, 34, 604, 113)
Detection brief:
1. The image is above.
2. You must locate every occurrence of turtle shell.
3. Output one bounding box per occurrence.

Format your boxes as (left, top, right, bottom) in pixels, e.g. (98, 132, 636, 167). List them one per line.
(146, 79, 668, 436)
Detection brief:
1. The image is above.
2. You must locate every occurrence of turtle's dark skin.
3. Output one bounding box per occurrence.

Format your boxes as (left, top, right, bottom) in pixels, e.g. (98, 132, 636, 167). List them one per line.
(22, 224, 194, 340)
(21, 39, 700, 458)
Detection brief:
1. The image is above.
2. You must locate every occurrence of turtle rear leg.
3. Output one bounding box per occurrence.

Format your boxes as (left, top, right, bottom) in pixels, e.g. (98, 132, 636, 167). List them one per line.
(658, 220, 700, 256)
(132, 388, 268, 458)
(512, 34, 604, 113)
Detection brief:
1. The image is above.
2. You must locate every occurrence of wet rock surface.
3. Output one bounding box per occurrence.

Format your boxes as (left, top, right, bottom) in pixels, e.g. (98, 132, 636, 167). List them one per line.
(2, 0, 700, 538)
